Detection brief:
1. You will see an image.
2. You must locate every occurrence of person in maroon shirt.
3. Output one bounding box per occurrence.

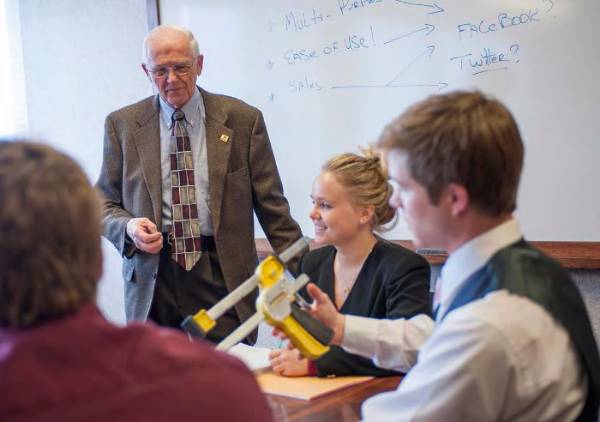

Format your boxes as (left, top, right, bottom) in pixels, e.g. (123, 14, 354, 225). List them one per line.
(0, 140, 272, 422)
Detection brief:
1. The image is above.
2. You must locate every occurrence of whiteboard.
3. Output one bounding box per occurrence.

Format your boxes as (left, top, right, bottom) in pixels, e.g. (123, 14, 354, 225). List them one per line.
(160, 0, 600, 241)
(18, 0, 153, 324)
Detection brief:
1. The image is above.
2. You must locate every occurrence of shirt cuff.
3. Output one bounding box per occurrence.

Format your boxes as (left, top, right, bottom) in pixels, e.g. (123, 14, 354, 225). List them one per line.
(307, 359, 318, 376)
(341, 314, 379, 358)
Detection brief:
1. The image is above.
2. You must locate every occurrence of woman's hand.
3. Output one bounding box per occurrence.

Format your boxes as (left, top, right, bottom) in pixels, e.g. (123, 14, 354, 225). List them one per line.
(269, 346, 310, 377)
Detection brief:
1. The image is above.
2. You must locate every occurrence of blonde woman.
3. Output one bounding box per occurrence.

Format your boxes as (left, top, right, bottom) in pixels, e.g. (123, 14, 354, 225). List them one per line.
(269, 150, 430, 377)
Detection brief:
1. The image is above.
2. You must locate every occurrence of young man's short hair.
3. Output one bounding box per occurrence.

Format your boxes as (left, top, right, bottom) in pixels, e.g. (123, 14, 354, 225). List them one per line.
(378, 90, 524, 217)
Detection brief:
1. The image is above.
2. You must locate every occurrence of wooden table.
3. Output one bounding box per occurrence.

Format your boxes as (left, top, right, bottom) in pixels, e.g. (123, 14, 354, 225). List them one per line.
(266, 376, 402, 422)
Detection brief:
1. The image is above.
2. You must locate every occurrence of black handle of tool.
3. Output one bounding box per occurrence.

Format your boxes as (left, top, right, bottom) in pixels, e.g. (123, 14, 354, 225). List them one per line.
(180, 315, 207, 339)
(290, 302, 334, 345)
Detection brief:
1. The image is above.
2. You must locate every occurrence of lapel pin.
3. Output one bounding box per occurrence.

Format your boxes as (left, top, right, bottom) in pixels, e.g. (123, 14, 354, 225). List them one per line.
(219, 134, 229, 143)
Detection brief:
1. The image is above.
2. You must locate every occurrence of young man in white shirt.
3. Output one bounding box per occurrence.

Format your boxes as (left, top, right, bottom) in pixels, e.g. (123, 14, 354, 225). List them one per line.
(302, 91, 600, 421)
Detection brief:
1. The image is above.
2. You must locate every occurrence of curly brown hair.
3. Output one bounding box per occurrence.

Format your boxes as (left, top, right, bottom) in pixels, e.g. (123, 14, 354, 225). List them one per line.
(0, 141, 102, 328)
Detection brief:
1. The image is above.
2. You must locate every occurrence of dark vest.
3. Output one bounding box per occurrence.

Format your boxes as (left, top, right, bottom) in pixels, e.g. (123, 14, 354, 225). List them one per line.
(443, 239, 600, 421)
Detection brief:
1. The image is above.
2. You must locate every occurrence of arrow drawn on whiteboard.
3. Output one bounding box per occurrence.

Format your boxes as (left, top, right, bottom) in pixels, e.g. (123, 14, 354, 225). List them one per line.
(384, 24, 435, 45)
(394, 0, 445, 14)
(389, 82, 447, 90)
(331, 46, 446, 91)
(331, 82, 448, 90)
(386, 45, 435, 86)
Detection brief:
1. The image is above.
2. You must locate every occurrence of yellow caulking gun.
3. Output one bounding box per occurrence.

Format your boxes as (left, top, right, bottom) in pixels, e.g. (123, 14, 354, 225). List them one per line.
(181, 237, 333, 360)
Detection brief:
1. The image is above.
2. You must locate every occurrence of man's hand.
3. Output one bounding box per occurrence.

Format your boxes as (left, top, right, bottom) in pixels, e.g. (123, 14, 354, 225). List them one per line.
(271, 283, 346, 348)
(126, 218, 163, 254)
(269, 346, 309, 377)
(306, 283, 345, 345)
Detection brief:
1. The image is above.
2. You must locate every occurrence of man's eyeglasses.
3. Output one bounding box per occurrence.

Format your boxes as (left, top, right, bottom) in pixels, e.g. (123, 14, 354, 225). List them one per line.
(148, 64, 193, 78)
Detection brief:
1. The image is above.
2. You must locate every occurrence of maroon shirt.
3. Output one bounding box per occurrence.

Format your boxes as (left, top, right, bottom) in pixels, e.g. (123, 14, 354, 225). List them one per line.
(0, 304, 272, 422)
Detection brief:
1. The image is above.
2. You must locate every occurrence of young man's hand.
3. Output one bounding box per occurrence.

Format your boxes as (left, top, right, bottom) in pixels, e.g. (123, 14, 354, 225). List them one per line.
(305, 283, 345, 345)
(271, 282, 346, 353)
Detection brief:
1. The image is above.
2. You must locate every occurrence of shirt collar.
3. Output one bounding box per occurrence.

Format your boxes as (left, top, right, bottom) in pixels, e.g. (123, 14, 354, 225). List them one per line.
(0, 302, 103, 341)
(437, 218, 523, 315)
(159, 86, 205, 129)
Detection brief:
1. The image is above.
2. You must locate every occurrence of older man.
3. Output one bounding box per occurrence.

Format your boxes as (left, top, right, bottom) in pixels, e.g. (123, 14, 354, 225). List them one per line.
(0, 141, 272, 421)
(96, 25, 301, 342)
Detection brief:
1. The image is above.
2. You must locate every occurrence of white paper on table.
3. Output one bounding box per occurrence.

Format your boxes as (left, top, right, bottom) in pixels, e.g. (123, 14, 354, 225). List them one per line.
(227, 343, 272, 372)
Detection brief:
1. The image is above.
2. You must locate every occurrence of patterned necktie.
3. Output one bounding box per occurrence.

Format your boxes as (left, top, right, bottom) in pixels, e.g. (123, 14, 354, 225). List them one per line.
(170, 109, 202, 271)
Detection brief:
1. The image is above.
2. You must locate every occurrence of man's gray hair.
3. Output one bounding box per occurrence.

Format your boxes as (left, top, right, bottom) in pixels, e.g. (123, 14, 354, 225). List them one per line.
(142, 25, 200, 63)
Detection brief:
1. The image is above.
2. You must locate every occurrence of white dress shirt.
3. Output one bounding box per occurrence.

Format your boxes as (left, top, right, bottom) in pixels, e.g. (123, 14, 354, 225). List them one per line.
(342, 219, 588, 421)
